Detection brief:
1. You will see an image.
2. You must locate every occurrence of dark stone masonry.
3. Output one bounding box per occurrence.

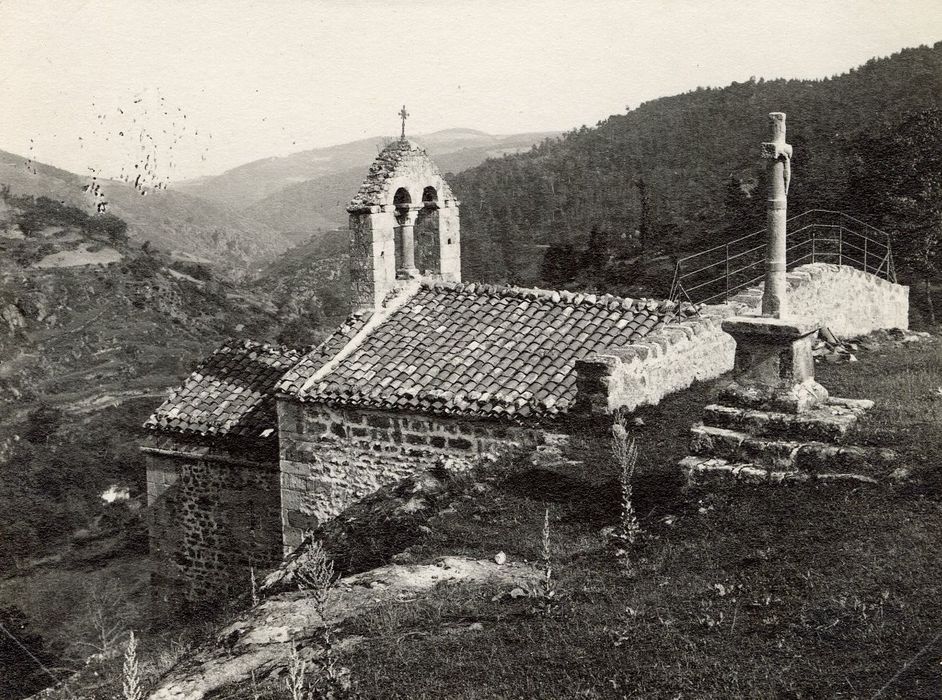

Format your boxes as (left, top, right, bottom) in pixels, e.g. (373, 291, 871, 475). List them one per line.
(277, 401, 559, 550)
(145, 442, 282, 605)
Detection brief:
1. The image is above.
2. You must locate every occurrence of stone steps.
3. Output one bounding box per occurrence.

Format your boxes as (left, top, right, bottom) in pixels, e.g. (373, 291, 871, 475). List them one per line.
(681, 455, 885, 485)
(688, 424, 896, 472)
(701, 398, 871, 443)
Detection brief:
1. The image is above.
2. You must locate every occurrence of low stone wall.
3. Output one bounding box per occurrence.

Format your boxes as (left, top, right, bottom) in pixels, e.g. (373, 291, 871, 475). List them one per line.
(277, 399, 560, 551)
(577, 264, 909, 413)
(783, 264, 908, 338)
(576, 314, 738, 413)
(144, 444, 283, 605)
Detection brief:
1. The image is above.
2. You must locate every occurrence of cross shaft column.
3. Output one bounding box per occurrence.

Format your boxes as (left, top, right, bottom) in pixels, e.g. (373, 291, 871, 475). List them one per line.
(720, 111, 827, 413)
(760, 112, 792, 318)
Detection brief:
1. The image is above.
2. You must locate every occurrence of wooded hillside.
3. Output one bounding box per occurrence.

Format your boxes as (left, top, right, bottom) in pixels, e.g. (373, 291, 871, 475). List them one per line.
(452, 43, 942, 298)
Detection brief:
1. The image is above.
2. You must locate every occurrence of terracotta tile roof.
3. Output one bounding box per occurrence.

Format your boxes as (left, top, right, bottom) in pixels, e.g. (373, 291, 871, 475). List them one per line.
(282, 282, 689, 419)
(347, 139, 456, 211)
(144, 340, 302, 440)
(275, 312, 372, 394)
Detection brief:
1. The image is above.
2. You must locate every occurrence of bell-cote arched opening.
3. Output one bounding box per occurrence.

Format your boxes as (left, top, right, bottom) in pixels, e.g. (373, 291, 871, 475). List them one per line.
(392, 188, 418, 279)
(415, 204, 440, 275)
(346, 139, 461, 311)
(393, 187, 412, 209)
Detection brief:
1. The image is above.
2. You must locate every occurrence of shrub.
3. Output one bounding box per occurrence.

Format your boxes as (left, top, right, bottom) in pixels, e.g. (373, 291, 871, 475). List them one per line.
(13, 196, 90, 236)
(122, 631, 142, 700)
(292, 537, 352, 696)
(126, 253, 162, 280)
(609, 415, 641, 569)
(295, 539, 336, 603)
(283, 643, 307, 700)
(88, 214, 129, 244)
(528, 506, 559, 616)
(62, 579, 134, 664)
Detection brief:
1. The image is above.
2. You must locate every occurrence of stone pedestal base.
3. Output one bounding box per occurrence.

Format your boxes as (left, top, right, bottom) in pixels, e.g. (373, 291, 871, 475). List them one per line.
(396, 267, 420, 280)
(677, 314, 892, 486)
(721, 315, 825, 414)
(679, 394, 892, 485)
(719, 379, 828, 415)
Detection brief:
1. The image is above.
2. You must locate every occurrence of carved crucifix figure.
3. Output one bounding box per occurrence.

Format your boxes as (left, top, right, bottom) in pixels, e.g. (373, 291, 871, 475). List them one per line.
(760, 112, 793, 318)
(399, 105, 409, 139)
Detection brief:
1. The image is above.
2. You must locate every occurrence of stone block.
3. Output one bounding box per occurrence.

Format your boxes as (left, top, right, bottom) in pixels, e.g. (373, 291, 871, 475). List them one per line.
(826, 397, 874, 411)
(281, 489, 303, 511)
(366, 414, 392, 428)
(661, 327, 692, 344)
(739, 436, 802, 469)
(282, 473, 309, 491)
(621, 344, 651, 362)
(702, 405, 744, 430)
(286, 510, 319, 531)
(689, 425, 747, 458)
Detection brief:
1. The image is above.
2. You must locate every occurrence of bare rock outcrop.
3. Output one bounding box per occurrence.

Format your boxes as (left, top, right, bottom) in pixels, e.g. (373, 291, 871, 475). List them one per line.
(149, 556, 539, 700)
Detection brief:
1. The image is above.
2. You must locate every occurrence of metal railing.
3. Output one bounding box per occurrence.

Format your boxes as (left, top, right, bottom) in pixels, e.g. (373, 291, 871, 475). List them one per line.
(668, 210, 896, 305)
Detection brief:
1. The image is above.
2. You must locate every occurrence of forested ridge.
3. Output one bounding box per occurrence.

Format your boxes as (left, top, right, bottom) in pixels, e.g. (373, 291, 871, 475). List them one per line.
(453, 42, 942, 300)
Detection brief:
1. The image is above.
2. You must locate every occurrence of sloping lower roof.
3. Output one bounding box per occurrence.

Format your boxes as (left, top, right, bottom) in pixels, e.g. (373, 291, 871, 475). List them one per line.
(280, 283, 684, 419)
(144, 340, 302, 440)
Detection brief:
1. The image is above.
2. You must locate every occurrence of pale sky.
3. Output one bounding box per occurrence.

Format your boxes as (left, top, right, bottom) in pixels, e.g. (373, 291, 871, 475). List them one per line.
(1, 0, 940, 181)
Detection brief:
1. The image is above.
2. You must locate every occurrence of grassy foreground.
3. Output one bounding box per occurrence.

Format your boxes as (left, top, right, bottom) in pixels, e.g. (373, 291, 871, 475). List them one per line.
(317, 334, 942, 699)
(45, 333, 941, 700)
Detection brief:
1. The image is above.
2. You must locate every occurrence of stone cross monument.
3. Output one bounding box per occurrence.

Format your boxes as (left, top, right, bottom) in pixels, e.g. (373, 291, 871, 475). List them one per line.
(680, 111, 884, 485)
(760, 112, 792, 318)
(720, 111, 828, 413)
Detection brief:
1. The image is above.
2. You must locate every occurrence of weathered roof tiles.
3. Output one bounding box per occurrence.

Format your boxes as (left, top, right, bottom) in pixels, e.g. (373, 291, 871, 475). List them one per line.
(144, 340, 302, 440)
(282, 282, 690, 419)
(275, 312, 372, 395)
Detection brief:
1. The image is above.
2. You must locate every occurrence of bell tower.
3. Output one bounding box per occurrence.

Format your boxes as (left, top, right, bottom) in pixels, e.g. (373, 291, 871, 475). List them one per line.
(346, 117, 460, 311)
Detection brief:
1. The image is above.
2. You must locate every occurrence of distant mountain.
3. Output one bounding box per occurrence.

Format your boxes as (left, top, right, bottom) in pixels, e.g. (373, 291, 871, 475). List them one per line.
(176, 129, 559, 244)
(0, 151, 292, 274)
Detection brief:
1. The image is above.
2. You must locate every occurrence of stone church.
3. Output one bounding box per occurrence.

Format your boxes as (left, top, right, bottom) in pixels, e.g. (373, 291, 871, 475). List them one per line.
(142, 137, 699, 603)
(143, 136, 908, 604)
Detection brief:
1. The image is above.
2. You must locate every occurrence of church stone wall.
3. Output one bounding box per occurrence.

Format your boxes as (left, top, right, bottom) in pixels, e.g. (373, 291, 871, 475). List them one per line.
(577, 264, 909, 413)
(145, 448, 283, 605)
(277, 400, 557, 551)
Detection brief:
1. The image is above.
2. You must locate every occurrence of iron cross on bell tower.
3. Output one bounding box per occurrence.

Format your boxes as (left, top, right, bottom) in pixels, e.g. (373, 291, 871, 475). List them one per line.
(399, 105, 409, 139)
